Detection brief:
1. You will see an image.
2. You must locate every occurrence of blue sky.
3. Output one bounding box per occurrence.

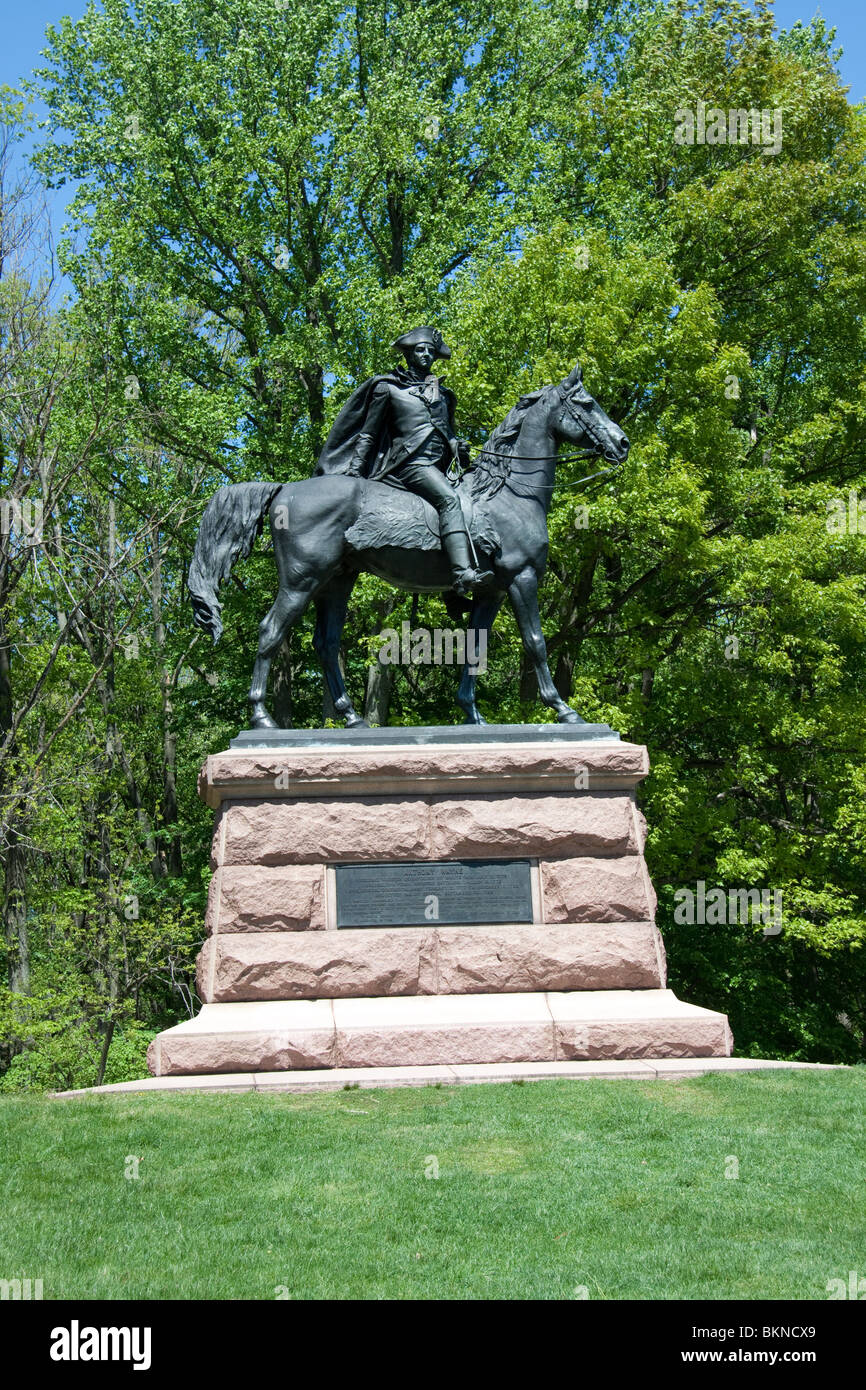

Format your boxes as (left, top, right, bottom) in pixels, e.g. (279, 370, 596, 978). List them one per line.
(3, 0, 864, 278)
(6, 0, 864, 99)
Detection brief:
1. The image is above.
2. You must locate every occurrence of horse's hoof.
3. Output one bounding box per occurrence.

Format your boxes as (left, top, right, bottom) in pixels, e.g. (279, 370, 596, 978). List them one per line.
(558, 709, 587, 725)
(460, 711, 488, 726)
(249, 708, 279, 730)
(345, 715, 370, 729)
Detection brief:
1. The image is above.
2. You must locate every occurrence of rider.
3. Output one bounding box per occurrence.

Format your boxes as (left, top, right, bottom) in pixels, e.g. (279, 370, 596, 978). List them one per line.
(314, 327, 488, 595)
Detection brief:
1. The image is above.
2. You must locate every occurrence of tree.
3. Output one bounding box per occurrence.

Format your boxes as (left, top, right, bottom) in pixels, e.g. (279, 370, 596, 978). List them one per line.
(0, 0, 860, 1077)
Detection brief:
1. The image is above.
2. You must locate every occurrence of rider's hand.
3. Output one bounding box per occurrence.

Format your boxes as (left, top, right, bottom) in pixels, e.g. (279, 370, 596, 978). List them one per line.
(457, 438, 471, 468)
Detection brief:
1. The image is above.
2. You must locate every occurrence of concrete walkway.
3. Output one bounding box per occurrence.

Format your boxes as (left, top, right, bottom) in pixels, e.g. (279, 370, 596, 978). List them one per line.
(53, 1055, 842, 1098)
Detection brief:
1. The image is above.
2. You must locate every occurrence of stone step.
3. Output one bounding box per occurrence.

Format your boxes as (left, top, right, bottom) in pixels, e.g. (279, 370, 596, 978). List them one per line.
(197, 921, 666, 1002)
(58, 1056, 842, 1098)
(147, 988, 732, 1077)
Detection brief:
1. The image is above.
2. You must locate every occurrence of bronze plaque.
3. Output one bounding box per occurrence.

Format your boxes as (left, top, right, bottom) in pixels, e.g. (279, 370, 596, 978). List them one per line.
(335, 859, 533, 927)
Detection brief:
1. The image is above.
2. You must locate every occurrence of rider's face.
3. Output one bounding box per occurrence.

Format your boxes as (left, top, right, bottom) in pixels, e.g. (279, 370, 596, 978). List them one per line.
(407, 342, 434, 375)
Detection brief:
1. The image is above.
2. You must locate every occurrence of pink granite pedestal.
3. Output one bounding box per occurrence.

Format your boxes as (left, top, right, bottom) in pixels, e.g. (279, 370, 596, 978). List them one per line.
(147, 733, 732, 1077)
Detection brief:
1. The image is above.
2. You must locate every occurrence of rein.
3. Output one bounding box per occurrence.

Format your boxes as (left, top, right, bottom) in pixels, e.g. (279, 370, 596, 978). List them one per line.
(474, 459, 620, 500)
(467, 383, 624, 502)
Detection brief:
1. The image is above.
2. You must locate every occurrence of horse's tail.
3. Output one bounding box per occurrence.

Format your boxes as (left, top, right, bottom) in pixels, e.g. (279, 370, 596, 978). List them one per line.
(187, 482, 283, 642)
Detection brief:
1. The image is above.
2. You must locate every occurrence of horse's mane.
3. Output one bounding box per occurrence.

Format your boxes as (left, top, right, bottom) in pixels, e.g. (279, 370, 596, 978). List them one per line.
(466, 387, 551, 499)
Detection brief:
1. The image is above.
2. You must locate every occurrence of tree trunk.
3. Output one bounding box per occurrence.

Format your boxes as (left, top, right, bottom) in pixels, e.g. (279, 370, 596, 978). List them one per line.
(95, 1015, 116, 1088)
(363, 598, 396, 723)
(151, 520, 181, 875)
(3, 821, 30, 994)
(0, 608, 29, 995)
(554, 651, 574, 701)
(364, 658, 392, 725)
(519, 652, 536, 702)
(271, 637, 293, 728)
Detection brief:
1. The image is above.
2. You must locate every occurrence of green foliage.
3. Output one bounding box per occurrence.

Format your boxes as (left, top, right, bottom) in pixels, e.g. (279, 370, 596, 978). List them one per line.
(0, 1019, 156, 1094)
(0, 0, 861, 1074)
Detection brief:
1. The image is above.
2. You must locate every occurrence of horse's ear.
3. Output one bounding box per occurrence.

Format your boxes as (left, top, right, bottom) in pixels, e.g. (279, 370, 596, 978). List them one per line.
(565, 362, 583, 386)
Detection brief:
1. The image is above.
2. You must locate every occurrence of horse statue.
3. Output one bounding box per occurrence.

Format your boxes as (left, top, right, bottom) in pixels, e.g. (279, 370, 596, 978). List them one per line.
(187, 362, 629, 728)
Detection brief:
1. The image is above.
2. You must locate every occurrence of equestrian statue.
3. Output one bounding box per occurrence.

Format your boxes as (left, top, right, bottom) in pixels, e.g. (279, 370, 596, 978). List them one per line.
(187, 327, 629, 728)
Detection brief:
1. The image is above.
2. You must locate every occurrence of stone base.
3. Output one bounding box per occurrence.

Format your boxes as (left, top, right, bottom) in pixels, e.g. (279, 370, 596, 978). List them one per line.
(147, 989, 733, 1077)
(147, 731, 734, 1080)
(196, 921, 666, 1002)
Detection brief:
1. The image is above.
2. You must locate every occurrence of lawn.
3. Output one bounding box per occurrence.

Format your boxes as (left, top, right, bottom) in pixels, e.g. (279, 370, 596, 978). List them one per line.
(1, 1071, 863, 1300)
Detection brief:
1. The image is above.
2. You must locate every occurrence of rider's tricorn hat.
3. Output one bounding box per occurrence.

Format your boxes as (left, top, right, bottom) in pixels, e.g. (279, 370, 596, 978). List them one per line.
(392, 326, 451, 360)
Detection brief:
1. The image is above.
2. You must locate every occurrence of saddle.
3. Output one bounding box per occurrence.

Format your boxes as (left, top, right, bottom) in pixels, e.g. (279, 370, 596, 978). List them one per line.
(344, 480, 501, 560)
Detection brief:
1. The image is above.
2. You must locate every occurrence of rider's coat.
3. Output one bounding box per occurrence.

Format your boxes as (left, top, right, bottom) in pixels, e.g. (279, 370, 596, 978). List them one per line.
(314, 369, 458, 483)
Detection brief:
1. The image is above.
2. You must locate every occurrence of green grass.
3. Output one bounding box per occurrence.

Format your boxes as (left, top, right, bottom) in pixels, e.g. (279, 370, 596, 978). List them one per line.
(1, 1071, 863, 1299)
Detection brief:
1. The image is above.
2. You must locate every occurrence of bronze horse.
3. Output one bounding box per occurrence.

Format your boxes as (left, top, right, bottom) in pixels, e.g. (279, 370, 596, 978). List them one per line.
(187, 363, 629, 727)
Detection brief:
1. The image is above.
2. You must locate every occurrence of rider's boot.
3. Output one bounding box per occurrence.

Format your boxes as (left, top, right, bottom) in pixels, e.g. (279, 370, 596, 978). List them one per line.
(440, 524, 491, 596)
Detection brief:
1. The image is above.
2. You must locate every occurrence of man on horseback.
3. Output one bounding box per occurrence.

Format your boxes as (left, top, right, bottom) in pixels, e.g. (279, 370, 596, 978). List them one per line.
(189, 355, 628, 729)
(314, 326, 489, 595)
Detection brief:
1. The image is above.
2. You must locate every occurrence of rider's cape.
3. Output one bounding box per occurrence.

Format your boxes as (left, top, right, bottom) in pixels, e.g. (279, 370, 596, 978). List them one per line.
(313, 371, 456, 482)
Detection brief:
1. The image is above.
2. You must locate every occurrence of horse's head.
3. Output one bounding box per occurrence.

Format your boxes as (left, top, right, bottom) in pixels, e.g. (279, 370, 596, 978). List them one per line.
(552, 363, 629, 465)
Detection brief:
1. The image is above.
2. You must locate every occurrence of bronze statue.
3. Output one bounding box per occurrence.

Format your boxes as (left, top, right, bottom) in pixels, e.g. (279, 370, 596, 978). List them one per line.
(188, 348, 629, 729)
(315, 326, 488, 593)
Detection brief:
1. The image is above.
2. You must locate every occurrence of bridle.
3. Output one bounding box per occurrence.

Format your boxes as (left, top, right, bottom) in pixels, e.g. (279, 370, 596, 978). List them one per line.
(469, 383, 624, 501)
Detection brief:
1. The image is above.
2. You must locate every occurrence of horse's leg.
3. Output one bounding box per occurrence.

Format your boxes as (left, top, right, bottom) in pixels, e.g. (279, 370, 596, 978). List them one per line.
(313, 574, 368, 728)
(249, 582, 318, 728)
(456, 593, 503, 725)
(248, 477, 360, 728)
(507, 565, 586, 724)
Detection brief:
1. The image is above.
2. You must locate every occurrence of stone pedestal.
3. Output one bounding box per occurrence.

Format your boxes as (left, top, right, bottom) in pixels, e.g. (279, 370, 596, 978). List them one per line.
(147, 727, 732, 1078)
